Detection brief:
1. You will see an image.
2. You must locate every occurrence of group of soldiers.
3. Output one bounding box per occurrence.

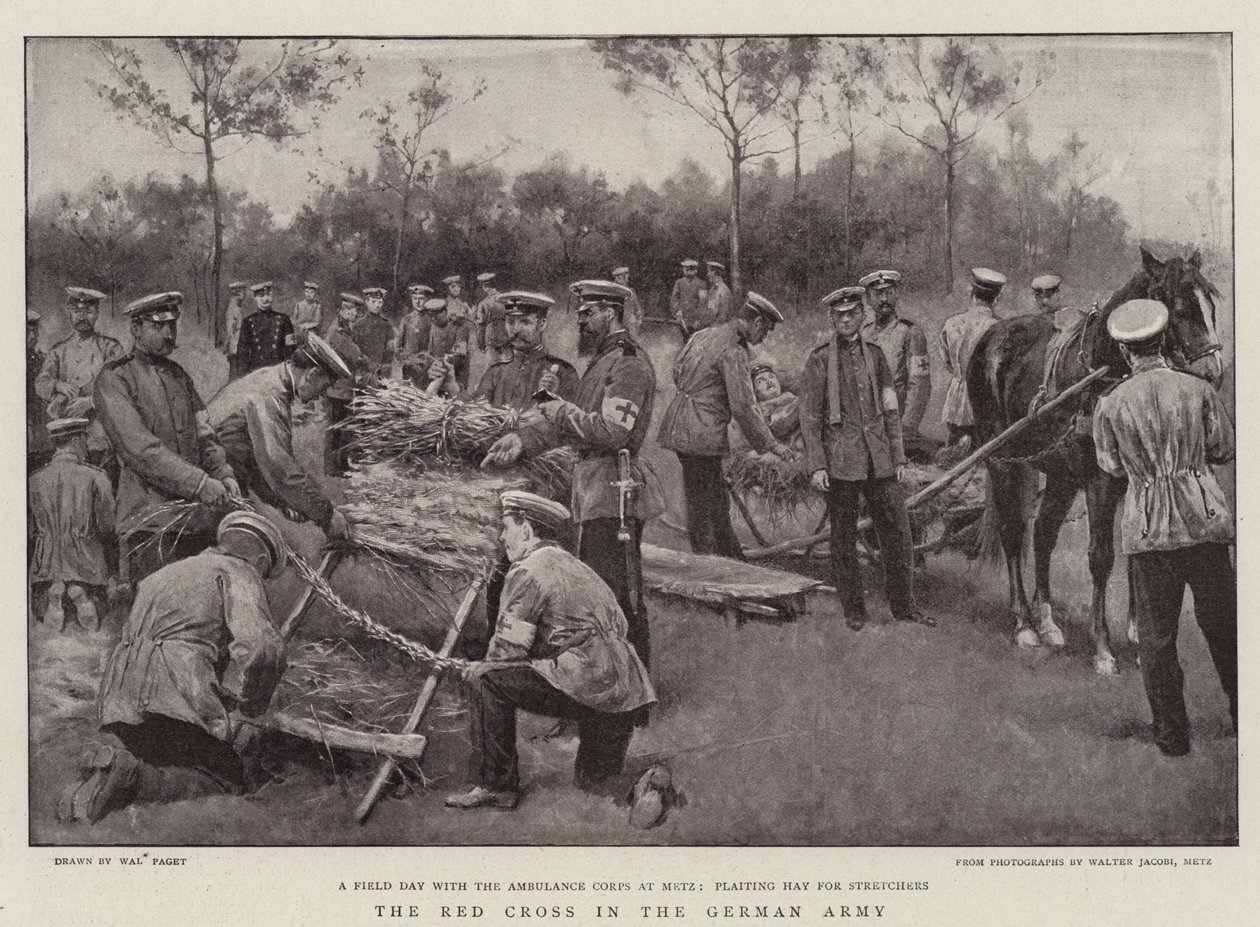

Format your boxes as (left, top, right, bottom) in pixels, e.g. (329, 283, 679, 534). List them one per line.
(30, 249, 1235, 825)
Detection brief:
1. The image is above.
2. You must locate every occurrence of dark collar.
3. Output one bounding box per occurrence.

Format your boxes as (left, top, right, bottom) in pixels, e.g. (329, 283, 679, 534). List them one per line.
(598, 329, 631, 355)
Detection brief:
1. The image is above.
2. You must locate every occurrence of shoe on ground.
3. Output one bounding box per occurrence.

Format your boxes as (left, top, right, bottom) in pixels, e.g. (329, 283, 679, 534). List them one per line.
(628, 764, 673, 830)
(845, 612, 867, 631)
(443, 785, 520, 810)
(1157, 739, 1191, 757)
(74, 598, 100, 632)
(57, 744, 139, 824)
(44, 598, 66, 632)
(896, 610, 937, 628)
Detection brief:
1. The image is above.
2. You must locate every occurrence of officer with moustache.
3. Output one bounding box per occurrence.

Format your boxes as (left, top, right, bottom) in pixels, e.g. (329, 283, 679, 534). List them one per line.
(238, 282, 296, 374)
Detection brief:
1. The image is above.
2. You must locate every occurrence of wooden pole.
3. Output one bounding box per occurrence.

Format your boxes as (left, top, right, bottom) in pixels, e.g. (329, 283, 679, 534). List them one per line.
(281, 549, 343, 640)
(354, 575, 485, 824)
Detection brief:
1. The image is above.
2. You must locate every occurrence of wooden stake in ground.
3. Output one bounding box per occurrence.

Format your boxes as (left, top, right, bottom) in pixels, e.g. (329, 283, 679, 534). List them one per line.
(280, 549, 344, 640)
(354, 575, 485, 824)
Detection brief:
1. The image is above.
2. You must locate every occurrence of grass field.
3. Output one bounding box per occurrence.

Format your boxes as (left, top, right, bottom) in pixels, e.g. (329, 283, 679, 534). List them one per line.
(27, 275, 1238, 846)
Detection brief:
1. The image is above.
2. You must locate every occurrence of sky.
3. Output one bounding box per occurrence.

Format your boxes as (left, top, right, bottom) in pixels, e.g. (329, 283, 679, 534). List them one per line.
(25, 35, 1231, 245)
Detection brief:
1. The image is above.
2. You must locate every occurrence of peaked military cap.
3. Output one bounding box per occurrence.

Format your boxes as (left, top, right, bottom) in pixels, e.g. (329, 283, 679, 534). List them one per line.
(706, 261, 725, 272)
(424, 298, 448, 312)
(298, 333, 353, 382)
(1031, 273, 1062, 293)
(500, 489, 571, 532)
(442, 275, 462, 286)
(821, 286, 867, 312)
(124, 292, 182, 321)
(362, 287, 388, 299)
(250, 282, 274, 294)
(66, 287, 107, 306)
(27, 308, 41, 323)
(303, 281, 320, 290)
(1108, 299, 1169, 344)
(571, 280, 631, 307)
(407, 283, 434, 296)
(476, 272, 497, 284)
(229, 281, 248, 292)
(680, 259, 699, 269)
(500, 291, 556, 316)
(46, 417, 91, 439)
(217, 511, 287, 575)
(750, 361, 777, 379)
(744, 291, 784, 323)
(858, 269, 902, 290)
(970, 268, 1008, 296)
(339, 292, 366, 306)
(611, 266, 630, 277)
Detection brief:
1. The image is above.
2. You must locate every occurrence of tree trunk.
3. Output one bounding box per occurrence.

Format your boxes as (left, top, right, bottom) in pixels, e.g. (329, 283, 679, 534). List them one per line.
(203, 134, 224, 344)
(844, 137, 856, 281)
(391, 179, 412, 297)
(792, 122, 802, 199)
(943, 150, 956, 295)
(729, 147, 743, 298)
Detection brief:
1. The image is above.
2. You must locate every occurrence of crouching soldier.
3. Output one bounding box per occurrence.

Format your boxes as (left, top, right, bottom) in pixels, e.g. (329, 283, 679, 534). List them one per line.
(28, 417, 115, 631)
(57, 511, 288, 824)
(445, 491, 656, 809)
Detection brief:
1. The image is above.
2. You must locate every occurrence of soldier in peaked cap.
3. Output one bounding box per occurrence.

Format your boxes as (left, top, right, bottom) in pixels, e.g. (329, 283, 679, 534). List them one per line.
(57, 511, 289, 825)
(291, 280, 323, 345)
(36, 286, 127, 470)
(859, 270, 932, 456)
(445, 490, 655, 810)
(799, 286, 928, 631)
(670, 259, 707, 338)
(458, 291, 579, 411)
(695, 260, 732, 330)
(482, 280, 664, 674)
(356, 287, 396, 380)
(1031, 273, 1063, 315)
(223, 282, 249, 380)
(443, 274, 473, 322)
(398, 283, 436, 386)
(611, 266, 644, 336)
(322, 294, 372, 477)
(939, 268, 1007, 447)
(29, 417, 116, 632)
(1093, 299, 1236, 757)
(94, 293, 239, 583)
(238, 282, 296, 374)
(474, 272, 511, 364)
(660, 291, 795, 561)
(208, 334, 355, 541)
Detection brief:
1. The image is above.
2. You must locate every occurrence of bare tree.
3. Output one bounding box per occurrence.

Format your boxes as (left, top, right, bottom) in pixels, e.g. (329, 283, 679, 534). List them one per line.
(1059, 131, 1108, 268)
(880, 38, 1047, 292)
(593, 37, 793, 295)
(827, 40, 884, 280)
(90, 39, 359, 339)
(776, 38, 828, 198)
(363, 66, 486, 295)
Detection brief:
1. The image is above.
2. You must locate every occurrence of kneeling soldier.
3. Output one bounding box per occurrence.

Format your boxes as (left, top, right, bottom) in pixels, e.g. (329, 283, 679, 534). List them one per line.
(446, 491, 656, 809)
(57, 511, 288, 824)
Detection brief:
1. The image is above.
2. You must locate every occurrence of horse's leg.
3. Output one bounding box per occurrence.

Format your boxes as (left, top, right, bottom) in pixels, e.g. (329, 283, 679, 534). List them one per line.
(990, 463, 1037, 647)
(1084, 471, 1126, 676)
(1030, 473, 1078, 648)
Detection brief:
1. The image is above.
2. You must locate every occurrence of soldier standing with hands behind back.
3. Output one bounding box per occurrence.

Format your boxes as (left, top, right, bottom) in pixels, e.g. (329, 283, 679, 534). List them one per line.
(799, 286, 929, 631)
(238, 282, 296, 375)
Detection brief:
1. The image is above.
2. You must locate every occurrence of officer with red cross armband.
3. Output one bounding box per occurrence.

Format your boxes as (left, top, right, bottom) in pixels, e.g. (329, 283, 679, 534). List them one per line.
(481, 279, 664, 673)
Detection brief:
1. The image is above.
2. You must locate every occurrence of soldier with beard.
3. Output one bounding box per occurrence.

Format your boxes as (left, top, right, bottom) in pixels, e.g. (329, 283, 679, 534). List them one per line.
(859, 270, 931, 457)
(481, 280, 663, 671)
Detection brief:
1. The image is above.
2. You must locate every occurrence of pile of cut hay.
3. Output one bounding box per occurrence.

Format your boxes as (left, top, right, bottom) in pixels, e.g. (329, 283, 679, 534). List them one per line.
(724, 452, 815, 523)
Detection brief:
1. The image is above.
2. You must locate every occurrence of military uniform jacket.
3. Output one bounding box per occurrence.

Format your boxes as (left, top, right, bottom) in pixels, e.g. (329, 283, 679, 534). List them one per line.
(670, 276, 706, 326)
(862, 314, 929, 412)
(1093, 356, 1235, 555)
(323, 320, 370, 402)
(659, 320, 777, 457)
(446, 296, 473, 322)
(471, 345, 579, 411)
(238, 309, 296, 373)
(939, 305, 998, 427)
(487, 543, 656, 714)
(423, 317, 473, 377)
(354, 312, 395, 374)
(28, 346, 52, 459)
(97, 549, 286, 743)
(208, 364, 334, 529)
(519, 330, 665, 523)
(475, 295, 507, 351)
(695, 279, 732, 330)
(398, 310, 432, 366)
(799, 336, 906, 481)
(292, 299, 323, 333)
(94, 352, 235, 534)
(624, 288, 644, 334)
(35, 331, 127, 452)
(28, 450, 115, 586)
(224, 301, 244, 355)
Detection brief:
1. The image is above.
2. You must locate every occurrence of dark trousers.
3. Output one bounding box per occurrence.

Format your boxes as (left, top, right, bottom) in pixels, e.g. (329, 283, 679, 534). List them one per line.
(324, 396, 353, 476)
(577, 517, 649, 669)
(470, 665, 634, 792)
(676, 453, 745, 561)
(1130, 543, 1237, 751)
(124, 530, 215, 586)
(827, 474, 916, 621)
(102, 716, 246, 806)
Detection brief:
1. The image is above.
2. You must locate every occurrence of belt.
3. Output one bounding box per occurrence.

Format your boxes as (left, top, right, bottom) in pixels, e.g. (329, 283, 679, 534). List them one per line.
(578, 449, 641, 461)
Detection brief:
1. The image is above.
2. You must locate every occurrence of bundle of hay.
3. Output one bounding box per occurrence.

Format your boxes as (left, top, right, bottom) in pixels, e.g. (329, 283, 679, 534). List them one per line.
(724, 452, 815, 523)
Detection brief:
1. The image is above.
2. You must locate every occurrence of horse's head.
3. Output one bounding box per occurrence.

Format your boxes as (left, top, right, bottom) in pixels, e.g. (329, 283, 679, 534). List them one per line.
(1138, 246, 1225, 388)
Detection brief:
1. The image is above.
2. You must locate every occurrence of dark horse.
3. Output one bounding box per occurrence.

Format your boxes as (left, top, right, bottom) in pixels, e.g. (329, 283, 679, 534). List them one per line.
(965, 247, 1224, 674)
